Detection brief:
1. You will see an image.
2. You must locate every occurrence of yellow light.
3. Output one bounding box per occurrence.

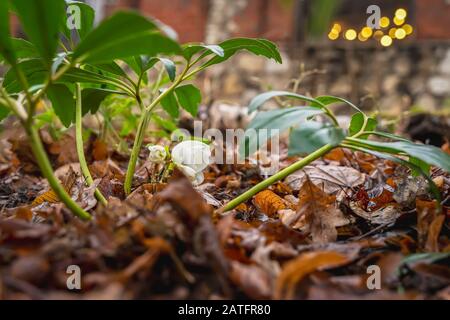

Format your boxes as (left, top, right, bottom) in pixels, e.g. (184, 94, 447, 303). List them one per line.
(328, 32, 339, 40)
(358, 33, 368, 42)
(395, 28, 406, 39)
(345, 29, 357, 40)
(389, 28, 397, 38)
(373, 30, 384, 40)
(332, 23, 342, 33)
(395, 8, 407, 20)
(380, 17, 390, 28)
(403, 24, 413, 35)
(361, 27, 373, 38)
(393, 17, 404, 26)
(380, 35, 393, 47)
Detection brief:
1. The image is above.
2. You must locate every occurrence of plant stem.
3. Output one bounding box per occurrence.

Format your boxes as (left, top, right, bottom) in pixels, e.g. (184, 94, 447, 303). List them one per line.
(28, 125, 91, 220)
(123, 66, 190, 195)
(75, 84, 108, 206)
(219, 144, 335, 212)
(124, 109, 152, 195)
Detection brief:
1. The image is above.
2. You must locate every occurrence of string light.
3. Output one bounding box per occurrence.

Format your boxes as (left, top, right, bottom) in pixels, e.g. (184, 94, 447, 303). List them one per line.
(393, 17, 404, 26)
(345, 29, 357, 40)
(380, 17, 390, 28)
(358, 32, 368, 42)
(332, 23, 342, 33)
(373, 30, 384, 40)
(395, 8, 407, 20)
(402, 24, 413, 35)
(380, 35, 393, 47)
(395, 28, 406, 39)
(389, 28, 397, 38)
(361, 27, 373, 38)
(328, 31, 339, 40)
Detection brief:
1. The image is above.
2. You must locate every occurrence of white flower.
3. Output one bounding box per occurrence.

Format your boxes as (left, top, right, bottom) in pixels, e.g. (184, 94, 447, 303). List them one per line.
(171, 140, 211, 185)
(148, 145, 167, 163)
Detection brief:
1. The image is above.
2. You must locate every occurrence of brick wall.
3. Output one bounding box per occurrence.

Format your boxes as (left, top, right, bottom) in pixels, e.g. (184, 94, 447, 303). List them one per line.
(416, 0, 450, 39)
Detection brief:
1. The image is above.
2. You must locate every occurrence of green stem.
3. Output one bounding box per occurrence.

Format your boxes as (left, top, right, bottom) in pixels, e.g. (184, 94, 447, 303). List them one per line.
(75, 84, 108, 206)
(124, 109, 152, 195)
(219, 143, 335, 212)
(123, 66, 190, 195)
(28, 125, 91, 220)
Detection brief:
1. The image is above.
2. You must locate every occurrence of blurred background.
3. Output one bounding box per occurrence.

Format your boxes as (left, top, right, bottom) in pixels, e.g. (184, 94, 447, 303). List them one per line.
(10, 0, 450, 141)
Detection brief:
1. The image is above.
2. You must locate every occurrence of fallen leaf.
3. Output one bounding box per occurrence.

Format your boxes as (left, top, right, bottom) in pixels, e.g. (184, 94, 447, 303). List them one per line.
(253, 190, 287, 217)
(295, 179, 351, 243)
(285, 165, 366, 194)
(275, 251, 349, 299)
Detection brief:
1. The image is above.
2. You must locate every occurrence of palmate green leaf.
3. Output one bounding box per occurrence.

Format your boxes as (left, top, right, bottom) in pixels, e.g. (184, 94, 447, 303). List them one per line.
(350, 138, 450, 173)
(47, 84, 75, 127)
(183, 44, 224, 61)
(160, 90, 179, 118)
(174, 84, 201, 117)
(289, 121, 345, 155)
(81, 88, 121, 115)
(248, 91, 323, 113)
(240, 107, 324, 157)
(315, 95, 363, 113)
(200, 38, 282, 69)
(0, 1, 16, 65)
(160, 84, 201, 118)
(348, 112, 377, 136)
(3, 59, 47, 93)
(128, 56, 177, 81)
(0, 104, 11, 121)
(47, 84, 120, 127)
(11, 0, 66, 68)
(72, 11, 182, 64)
(63, 1, 95, 42)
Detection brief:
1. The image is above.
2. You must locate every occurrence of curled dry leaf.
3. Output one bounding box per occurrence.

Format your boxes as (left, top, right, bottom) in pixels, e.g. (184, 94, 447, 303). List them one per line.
(349, 201, 401, 225)
(275, 251, 350, 299)
(253, 190, 287, 217)
(229, 261, 273, 299)
(287, 179, 352, 244)
(285, 165, 366, 194)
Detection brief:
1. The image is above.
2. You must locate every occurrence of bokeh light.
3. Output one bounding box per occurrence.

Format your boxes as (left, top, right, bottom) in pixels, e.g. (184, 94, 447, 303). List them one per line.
(395, 8, 407, 20)
(380, 35, 393, 47)
(380, 17, 390, 28)
(361, 27, 373, 38)
(395, 28, 406, 39)
(345, 29, 357, 40)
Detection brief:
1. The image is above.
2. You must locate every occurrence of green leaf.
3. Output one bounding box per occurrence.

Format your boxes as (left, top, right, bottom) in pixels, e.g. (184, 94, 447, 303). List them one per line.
(315, 95, 363, 113)
(201, 38, 282, 69)
(248, 91, 322, 113)
(143, 57, 176, 81)
(152, 114, 178, 132)
(174, 84, 201, 117)
(289, 121, 345, 155)
(241, 106, 324, 157)
(160, 90, 179, 118)
(350, 138, 450, 173)
(348, 113, 377, 136)
(3, 58, 47, 93)
(0, 1, 16, 65)
(72, 11, 181, 64)
(91, 62, 127, 78)
(64, 1, 95, 41)
(47, 84, 75, 127)
(11, 0, 66, 67)
(0, 104, 11, 121)
(183, 44, 224, 61)
(81, 88, 121, 115)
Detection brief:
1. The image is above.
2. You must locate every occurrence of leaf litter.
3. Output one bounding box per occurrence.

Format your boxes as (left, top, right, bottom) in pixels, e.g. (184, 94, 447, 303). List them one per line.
(0, 124, 449, 300)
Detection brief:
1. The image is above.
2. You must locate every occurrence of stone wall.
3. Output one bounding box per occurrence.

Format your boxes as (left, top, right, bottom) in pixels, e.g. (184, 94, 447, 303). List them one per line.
(208, 43, 450, 116)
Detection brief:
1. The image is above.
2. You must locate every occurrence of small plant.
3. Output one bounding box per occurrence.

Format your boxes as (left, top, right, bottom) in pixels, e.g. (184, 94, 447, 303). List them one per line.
(220, 91, 450, 212)
(0, 0, 281, 218)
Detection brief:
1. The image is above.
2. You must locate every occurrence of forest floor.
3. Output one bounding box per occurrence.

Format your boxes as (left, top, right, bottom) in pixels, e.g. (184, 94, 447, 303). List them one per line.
(0, 116, 449, 300)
